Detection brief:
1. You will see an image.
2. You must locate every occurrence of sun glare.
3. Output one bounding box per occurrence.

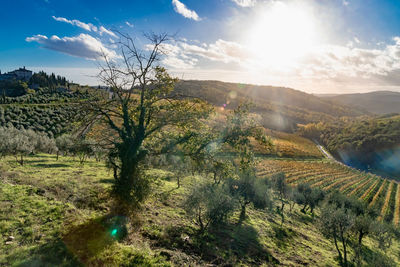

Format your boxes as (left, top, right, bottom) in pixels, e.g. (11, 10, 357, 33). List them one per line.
(246, 2, 318, 69)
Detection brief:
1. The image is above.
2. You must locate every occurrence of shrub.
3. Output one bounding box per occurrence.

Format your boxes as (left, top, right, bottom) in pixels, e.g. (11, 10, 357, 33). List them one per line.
(294, 183, 325, 214)
(184, 183, 235, 232)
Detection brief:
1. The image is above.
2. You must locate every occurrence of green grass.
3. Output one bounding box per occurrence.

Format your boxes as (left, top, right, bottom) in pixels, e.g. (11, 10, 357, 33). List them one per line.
(1, 154, 400, 266)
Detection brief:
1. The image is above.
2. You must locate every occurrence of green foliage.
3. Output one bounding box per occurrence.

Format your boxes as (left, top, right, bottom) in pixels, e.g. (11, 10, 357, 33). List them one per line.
(0, 126, 57, 164)
(0, 80, 29, 97)
(184, 183, 235, 232)
(294, 183, 325, 214)
(91, 34, 213, 212)
(319, 190, 398, 266)
(55, 134, 75, 156)
(0, 87, 89, 104)
(28, 71, 68, 89)
(228, 166, 272, 222)
(372, 221, 397, 251)
(319, 204, 354, 266)
(1, 154, 400, 266)
(299, 115, 400, 178)
(0, 105, 85, 137)
(69, 138, 97, 164)
(271, 172, 290, 225)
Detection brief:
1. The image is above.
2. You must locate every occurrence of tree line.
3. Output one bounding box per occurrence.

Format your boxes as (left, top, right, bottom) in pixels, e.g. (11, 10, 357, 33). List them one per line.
(298, 116, 400, 178)
(0, 126, 105, 165)
(0, 105, 87, 138)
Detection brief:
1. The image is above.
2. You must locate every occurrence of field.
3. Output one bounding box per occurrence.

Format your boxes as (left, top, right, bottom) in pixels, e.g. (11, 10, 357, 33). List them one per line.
(1, 154, 400, 266)
(257, 158, 400, 225)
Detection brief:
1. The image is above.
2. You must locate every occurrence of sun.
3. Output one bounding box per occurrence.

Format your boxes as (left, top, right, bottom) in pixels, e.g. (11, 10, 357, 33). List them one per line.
(246, 2, 318, 69)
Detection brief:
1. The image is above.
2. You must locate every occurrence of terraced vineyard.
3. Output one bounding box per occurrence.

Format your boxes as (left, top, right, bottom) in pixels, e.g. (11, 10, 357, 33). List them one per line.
(257, 158, 400, 225)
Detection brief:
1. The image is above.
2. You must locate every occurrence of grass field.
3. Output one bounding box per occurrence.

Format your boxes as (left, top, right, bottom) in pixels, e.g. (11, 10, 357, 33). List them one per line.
(1, 154, 400, 266)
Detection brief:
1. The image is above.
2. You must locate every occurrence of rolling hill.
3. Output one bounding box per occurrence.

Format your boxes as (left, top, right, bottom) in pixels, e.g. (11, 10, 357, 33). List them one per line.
(1, 79, 400, 266)
(174, 80, 367, 132)
(319, 91, 400, 115)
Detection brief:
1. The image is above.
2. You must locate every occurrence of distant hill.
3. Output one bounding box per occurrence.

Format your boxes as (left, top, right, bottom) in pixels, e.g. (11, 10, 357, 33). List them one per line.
(299, 114, 400, 179)
(319, 91, 400, 115)
(174, 80, 366, 132)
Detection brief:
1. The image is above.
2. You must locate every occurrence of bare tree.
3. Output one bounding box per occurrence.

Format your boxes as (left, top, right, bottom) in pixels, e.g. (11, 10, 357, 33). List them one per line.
(88, 32, 211, 213)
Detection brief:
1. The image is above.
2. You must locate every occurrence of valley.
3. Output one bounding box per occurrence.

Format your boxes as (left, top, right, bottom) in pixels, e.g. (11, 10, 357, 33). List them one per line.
(1, 74, 400, 266)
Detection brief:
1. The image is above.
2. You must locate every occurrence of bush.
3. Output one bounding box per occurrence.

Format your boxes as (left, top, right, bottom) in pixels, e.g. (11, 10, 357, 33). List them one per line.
(228, 168, 272, 222)
(0, 126, 57, 164)
(184, 183, 235, 232)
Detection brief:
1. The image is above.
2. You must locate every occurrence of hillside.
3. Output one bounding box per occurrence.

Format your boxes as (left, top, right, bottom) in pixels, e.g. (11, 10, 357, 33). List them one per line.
(299, 114, 400, 180)
(174, 80, 366, 132)
(1, 154, 399, 266)
(1, 77, 399, 266)
(320, 91, 400, 115)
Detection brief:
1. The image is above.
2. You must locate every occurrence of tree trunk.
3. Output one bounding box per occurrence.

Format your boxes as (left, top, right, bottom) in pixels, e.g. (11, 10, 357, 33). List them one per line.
(289, 202, 295, 213)
(301, 204, 307, 213)
(114, 139, 148, 213)
(358, 231, 364, 246)
(355, 231, 364, 266)
(333, 235, 343, 266)
(239, 204, 247, 223)
(20, 155, 24, 166)
(198, 207, 204, 232)
(341, 231, 348, 267)
(56, 151, 59, 161)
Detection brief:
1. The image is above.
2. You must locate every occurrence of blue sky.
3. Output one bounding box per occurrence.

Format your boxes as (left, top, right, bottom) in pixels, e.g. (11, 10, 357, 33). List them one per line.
(1, 0, 400, 93)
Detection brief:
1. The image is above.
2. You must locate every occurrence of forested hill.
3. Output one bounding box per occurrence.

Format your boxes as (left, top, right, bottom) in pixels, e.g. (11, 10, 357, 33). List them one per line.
(299, 114, 400, 179)
(174, 80, 366, 132)
(320, 91, 400, 115)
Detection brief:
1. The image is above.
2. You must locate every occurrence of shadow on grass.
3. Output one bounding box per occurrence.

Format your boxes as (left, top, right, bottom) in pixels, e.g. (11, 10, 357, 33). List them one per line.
(33, 163, 70, 168)
(61, 215, 127, 264)
(13, 215, 130, 267)
(16, 239, 82, 267)
(98, 178, 114, 184)
(360, 245, 397, 266)
(271, 225, 296, 249)
(157, 188, 179, 204)
(21, 159, 49, 164)
(151, 223, 279, 265)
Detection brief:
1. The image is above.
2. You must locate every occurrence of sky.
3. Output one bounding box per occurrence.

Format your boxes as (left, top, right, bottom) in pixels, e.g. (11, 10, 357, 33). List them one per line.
(1, 0, 400, 94)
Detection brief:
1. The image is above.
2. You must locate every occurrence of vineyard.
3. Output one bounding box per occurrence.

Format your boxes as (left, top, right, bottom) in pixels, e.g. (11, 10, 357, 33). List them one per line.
(257, 158, 400, 225)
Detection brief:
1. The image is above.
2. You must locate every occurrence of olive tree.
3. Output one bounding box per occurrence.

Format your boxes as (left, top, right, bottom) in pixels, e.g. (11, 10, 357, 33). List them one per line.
(228, 164, 272, 223)
(294, 183, 325, 214)
(88, 32, 211, 212)
(55, 134, 74, 159)
(319, 204, 354, 267)
(184, 183, 235, 232)
(271, 172, 290, 225)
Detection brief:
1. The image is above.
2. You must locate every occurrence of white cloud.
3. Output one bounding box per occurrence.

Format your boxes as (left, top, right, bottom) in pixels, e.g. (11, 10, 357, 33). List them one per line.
(163, 56, 198, 69)
(52, 16, 117, 39)
(300, 38, 400, 80)
(159, 36, 400, 92)
(125, 21, 134, 28)
(158, 39, 249, 69)
(26, 33, 119, 60)
(231, 0, 257, 7)
(171, 0, 200, 21)
(342, 0, 349, 6)
(99, 26, 117, 38)
(52, 16, 97, 32)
